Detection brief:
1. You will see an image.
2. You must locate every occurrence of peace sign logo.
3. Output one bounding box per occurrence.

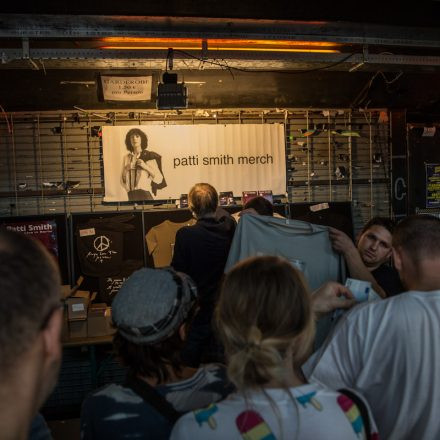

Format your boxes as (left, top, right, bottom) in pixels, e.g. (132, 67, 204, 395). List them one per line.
(93, 235, 110, 252)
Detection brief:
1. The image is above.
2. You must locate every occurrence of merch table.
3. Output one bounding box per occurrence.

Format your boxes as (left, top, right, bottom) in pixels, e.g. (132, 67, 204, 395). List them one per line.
(62, 333, 115, 388)
(44, 332, 125, 419)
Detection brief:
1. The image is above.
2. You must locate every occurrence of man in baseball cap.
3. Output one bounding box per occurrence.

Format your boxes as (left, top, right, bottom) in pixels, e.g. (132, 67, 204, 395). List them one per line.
(80, 267, 232, 440)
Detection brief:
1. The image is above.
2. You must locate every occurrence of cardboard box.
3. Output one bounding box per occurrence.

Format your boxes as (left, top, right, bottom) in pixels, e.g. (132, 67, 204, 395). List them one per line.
(68, 320, 87, 338)
(65, 288, 97, 339)
(66, 292, 90, 321)
(61, 276, 84, 300)
(61, 285, 72, 300)
(87, 303, 114, 337)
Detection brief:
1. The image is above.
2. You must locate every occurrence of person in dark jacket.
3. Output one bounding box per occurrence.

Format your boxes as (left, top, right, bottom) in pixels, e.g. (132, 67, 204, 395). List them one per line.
(172, 183, 236, 367)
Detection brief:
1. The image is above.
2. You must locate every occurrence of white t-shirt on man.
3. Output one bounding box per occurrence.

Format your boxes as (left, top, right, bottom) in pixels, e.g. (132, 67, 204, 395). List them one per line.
(304, 290, 440, 440)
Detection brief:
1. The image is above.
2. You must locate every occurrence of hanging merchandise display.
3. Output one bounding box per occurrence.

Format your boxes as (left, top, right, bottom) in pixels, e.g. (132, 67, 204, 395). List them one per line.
(335, 166, 347, 180)
(75, 213, 143, 276)
(0, 214, 70, 284)
(3, 219, 59, 257)
(74, 213, 145, 303)
(331, 129, 361, 137)
(219, 191, 235, 206)
(77, 219, 129, 276)
(98, 260, 144, 304)
(146, 218, 196, 268)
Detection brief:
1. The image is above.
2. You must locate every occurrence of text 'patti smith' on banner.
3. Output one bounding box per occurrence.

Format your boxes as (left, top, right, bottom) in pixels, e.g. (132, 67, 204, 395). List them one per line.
(102, 124, 286, 202)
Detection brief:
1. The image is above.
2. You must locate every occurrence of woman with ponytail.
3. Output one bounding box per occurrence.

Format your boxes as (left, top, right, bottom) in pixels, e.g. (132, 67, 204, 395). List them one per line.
(171, 256, 378, 440)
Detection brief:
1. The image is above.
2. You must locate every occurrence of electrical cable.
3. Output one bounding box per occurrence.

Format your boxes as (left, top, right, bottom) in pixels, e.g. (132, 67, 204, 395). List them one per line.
(351, 70, 404, 108)
(166, 48, 174, 71)
(220, 58, 235, 79)
(351, 72, 380, 109)
(39, 59, 46, 75)
(73, 106, 108, 120)
(173, 49, 357, 75)
(379, 70, 403, 85)
(0, 104, 12, 134)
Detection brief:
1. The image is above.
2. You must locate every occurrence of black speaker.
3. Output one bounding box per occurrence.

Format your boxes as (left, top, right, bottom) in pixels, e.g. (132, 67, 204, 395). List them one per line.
(157, 72, 187, 109)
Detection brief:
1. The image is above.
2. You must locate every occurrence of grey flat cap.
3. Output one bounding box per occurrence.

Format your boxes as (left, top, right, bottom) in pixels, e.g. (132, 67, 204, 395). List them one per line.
(112, 267, 197, 344)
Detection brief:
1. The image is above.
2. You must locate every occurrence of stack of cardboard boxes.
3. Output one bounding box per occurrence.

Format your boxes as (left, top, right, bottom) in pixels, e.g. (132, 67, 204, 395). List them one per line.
(62, 278, 115, 340)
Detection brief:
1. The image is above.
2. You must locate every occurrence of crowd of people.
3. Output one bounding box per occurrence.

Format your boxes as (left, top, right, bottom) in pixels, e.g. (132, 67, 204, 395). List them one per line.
(2, 182, 440, 440)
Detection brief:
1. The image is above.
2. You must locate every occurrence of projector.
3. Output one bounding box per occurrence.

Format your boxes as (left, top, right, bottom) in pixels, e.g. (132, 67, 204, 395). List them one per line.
(157, 73, 188, 110)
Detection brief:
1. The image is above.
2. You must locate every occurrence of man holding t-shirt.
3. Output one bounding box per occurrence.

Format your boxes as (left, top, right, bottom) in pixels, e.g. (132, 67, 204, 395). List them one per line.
(304, 215, 440, 439)
(329, 216, 403, 297)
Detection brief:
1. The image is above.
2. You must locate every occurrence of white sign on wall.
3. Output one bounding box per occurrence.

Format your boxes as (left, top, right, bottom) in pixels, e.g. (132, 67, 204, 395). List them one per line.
(102, 124, 286, 202)
(101, 76, 152, 101)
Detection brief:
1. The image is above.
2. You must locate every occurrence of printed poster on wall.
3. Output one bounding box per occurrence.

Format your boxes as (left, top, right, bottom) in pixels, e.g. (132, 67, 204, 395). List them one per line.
(102, 124, 286, 202)
(426, 163, 440, 208)
(3, 220, 58, 257)
(101, 76, 152, 101)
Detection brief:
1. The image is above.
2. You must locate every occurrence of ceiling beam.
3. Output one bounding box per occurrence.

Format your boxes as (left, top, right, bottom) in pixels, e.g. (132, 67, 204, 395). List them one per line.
(1, 14, 440, 48)
(2, 49, 440, 71)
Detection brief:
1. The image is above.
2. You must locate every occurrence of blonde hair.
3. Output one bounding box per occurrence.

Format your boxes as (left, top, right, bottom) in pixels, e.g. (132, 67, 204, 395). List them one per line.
(216, 256, 315, 392)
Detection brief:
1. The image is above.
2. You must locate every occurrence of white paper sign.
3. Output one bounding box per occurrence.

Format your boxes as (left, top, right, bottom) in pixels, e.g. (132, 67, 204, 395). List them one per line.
(310, 202, 329, 212)
(72, 303, 85, 312)
(101, 76, 152, 101)
(422, 126, 436, 137)
(79, 228, 95, 237)
(102, 124, 286, 202)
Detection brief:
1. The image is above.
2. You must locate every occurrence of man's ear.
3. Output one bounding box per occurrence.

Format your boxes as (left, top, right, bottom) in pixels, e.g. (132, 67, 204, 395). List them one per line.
(385, 247, 393, 260)
(355, 231, 363, 247)
(392, 247, 402, 271)
(36, 308, 63, 409)
(42, 308, 63, 362)
(178, 323, 187, 342)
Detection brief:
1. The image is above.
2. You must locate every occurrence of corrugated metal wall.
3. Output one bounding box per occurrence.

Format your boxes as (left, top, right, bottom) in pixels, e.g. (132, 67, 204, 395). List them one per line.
(0, 108, 390, 233)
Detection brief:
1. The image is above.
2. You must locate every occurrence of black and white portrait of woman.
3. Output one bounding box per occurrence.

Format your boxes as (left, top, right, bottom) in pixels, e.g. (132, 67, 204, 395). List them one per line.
(120, 128, 167, 200)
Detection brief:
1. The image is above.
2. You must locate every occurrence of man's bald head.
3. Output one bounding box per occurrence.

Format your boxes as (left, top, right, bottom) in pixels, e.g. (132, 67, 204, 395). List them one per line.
(188, 183, 218, 219)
